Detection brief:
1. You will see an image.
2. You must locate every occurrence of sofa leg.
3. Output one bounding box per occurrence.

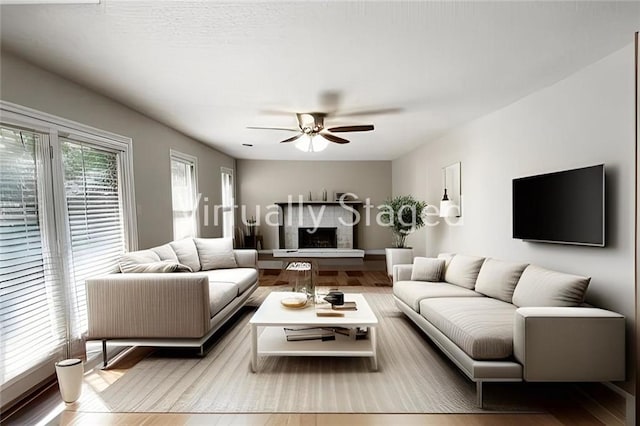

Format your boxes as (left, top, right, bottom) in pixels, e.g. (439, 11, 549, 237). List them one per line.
(197, 345, 205, 357)
(476, 381, 483, 409)
(102, 340, 108, 368)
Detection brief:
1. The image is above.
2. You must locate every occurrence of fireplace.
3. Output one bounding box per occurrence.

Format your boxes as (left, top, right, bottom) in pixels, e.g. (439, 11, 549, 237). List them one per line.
(298, 227, 337, 249)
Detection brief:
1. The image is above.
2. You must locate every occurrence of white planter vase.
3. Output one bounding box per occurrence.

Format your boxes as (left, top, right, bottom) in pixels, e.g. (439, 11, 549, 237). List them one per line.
(55, 358, 83, 403)
(385, 247, 414, 277)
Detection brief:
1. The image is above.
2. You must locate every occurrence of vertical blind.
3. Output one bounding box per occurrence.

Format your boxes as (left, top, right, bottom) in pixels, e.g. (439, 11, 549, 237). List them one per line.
(0, 118, 133, 405)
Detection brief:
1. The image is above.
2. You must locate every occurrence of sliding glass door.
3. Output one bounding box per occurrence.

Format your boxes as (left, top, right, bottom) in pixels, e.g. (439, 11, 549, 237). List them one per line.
(0, 102, 137, 408)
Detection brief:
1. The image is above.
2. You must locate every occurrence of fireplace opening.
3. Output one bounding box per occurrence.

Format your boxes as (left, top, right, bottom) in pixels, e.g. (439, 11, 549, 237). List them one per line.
(298, 227, 337, 249)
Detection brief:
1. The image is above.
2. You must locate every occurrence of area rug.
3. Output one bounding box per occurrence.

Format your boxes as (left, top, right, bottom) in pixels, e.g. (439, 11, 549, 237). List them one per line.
(92, 287, 543, 413)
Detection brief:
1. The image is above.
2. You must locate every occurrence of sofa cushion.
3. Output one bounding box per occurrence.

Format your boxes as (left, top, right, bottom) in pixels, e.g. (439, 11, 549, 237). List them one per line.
(410, 257, 446, 282)
(208, 282, 238, 317)
(121, 261, 192, 273)
(169, 238, 201, 272)
(202, 268, 258, 295)
(444, 254, 485, 289)
(475, 258, 529, 303)
(393, 281, 482, 312)
(512, 265, 590, 307)
(194, 237, 238, 270)
(118, 249, 161, 273)
(150, 244, 179, 262)
(419, 297, 517, 360)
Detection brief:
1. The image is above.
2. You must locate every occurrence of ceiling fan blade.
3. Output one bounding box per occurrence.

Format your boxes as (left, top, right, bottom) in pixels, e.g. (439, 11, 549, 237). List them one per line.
(279, 133, 304, 144)
(321, 133, 350, 144)
(247, 126, 300, 132)
(328, 107, 403, 118)
(327, 125, 374, 133)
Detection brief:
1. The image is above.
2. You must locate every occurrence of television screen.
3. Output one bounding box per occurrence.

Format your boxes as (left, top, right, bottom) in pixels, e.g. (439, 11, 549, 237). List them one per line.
(512, 164, 605, 246)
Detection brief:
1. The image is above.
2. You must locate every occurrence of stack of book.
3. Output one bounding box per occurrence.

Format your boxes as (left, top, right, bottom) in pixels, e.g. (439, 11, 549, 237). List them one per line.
(333, 327, 369, 340)
(283, 326, 368, 341)
(284, 327, 335, 341)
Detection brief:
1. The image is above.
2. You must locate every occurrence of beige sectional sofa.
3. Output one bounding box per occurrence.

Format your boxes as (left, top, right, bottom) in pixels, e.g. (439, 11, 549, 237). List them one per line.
(86, 237, 259, 367)
(393, 254, 625, 407)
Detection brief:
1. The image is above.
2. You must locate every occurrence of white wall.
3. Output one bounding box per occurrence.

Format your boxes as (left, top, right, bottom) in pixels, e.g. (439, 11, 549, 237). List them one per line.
(237, 160, 392, 250)
(393, 43, 636, 389)
(0, 50, 235, 248)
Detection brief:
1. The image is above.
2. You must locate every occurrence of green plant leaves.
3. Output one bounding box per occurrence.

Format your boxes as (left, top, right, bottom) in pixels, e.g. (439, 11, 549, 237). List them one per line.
(379, 195, 427, 248)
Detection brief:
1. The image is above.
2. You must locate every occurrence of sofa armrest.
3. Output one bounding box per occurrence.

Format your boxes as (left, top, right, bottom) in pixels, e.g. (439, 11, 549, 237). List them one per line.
(86, 273, 210, 339)
(234, 249, 258, 268)
(514, 307, 625, 382)
(393, 264, 413, 284)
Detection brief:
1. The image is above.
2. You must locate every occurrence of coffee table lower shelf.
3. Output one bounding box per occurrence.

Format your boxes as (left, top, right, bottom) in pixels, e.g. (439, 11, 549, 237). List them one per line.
(251, 326, 377, 372)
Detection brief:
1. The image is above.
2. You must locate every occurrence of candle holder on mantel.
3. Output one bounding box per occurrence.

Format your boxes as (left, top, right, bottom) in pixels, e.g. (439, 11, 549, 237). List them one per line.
(285, 260, 317, 303)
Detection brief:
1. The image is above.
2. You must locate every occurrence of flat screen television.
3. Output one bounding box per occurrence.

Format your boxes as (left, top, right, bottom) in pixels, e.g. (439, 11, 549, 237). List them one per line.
(512, 164, 605, 247)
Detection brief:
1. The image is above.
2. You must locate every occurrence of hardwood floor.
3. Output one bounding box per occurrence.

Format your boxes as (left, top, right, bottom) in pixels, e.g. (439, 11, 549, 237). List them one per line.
(4, 343, 623, 426)
(57, 412, 566, 425)
(258, 255, 391, 288)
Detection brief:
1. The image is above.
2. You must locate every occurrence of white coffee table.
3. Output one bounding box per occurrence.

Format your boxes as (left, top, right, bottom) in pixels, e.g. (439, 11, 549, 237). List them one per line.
(249, 292, 379, 372)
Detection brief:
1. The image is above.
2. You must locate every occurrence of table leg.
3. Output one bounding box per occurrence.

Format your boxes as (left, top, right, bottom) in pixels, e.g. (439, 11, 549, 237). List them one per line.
(251, 324, 258, 373)
(370, 326, 378, 371)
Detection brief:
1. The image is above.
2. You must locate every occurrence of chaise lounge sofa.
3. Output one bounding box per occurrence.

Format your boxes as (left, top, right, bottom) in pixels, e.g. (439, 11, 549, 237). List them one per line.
(86, 237, 258, 367)
(393, 253, 625, 407)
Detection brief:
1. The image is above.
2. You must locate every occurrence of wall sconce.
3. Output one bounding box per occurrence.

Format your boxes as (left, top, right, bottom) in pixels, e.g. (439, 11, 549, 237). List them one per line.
(440, 162, 461, 218)
(440, 188, 455, 218)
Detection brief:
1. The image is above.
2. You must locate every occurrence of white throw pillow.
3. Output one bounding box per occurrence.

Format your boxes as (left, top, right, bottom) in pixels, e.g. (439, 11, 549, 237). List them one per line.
(150, 243, 179, 262)
(410, 257, 446, 282)
(474, 258, 529, 303)
(512, 265, 590, 307)
(443, 254, 485, 289)
(194, 237, 238, 271)
(169, 238, 202, 272)
(119, 249, 161, 273)
(437, 253, 456, 267)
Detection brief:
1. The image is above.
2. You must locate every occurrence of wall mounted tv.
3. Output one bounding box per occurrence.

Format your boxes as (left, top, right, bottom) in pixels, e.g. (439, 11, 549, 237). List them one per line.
(512, 164, 605, 247)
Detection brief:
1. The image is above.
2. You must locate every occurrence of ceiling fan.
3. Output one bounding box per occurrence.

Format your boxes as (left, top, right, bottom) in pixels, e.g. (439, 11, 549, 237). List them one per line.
(247, 112, 375, 152)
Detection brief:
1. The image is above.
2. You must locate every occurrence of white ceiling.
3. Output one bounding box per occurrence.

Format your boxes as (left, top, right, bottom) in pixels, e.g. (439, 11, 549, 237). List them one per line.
(1, 1, 638, 161)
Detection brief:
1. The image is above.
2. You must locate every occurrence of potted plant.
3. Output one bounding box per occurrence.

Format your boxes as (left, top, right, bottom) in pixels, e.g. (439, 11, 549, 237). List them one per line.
(379, 195, 427, 277)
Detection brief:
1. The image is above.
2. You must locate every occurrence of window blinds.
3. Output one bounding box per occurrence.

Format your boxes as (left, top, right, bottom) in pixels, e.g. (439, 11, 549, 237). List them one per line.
(0, 128, 65, 384)
(0, 126, 130, 403)
(221, 169, 234, 239)
(61, 139, 125, 336)
(171, 156, 198, 240)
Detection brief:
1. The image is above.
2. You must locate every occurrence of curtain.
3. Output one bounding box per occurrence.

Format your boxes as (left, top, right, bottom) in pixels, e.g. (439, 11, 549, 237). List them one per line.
(0, 127, 66, 386)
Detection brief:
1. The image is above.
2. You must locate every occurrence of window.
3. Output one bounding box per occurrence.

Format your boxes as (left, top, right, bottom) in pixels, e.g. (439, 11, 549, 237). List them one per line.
(221, 167, 234, 239)
(0, 101, 136, 406)
(0, 127, 65, 387)
(62, 138, 126, 335)
(170, 150, 199, 240)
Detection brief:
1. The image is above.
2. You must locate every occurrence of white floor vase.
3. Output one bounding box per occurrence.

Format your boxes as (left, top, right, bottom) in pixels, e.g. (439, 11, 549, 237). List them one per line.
(55, 358, 83, 403)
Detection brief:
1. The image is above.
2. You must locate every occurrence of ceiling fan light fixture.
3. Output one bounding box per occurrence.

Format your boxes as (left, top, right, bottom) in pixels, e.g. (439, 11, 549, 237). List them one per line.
(294, 134, 329, 153)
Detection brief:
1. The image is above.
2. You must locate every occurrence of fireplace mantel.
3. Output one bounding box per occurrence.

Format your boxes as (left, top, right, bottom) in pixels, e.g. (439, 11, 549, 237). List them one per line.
(277, 202, 362, 250)
(275, 201, 363, 207)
